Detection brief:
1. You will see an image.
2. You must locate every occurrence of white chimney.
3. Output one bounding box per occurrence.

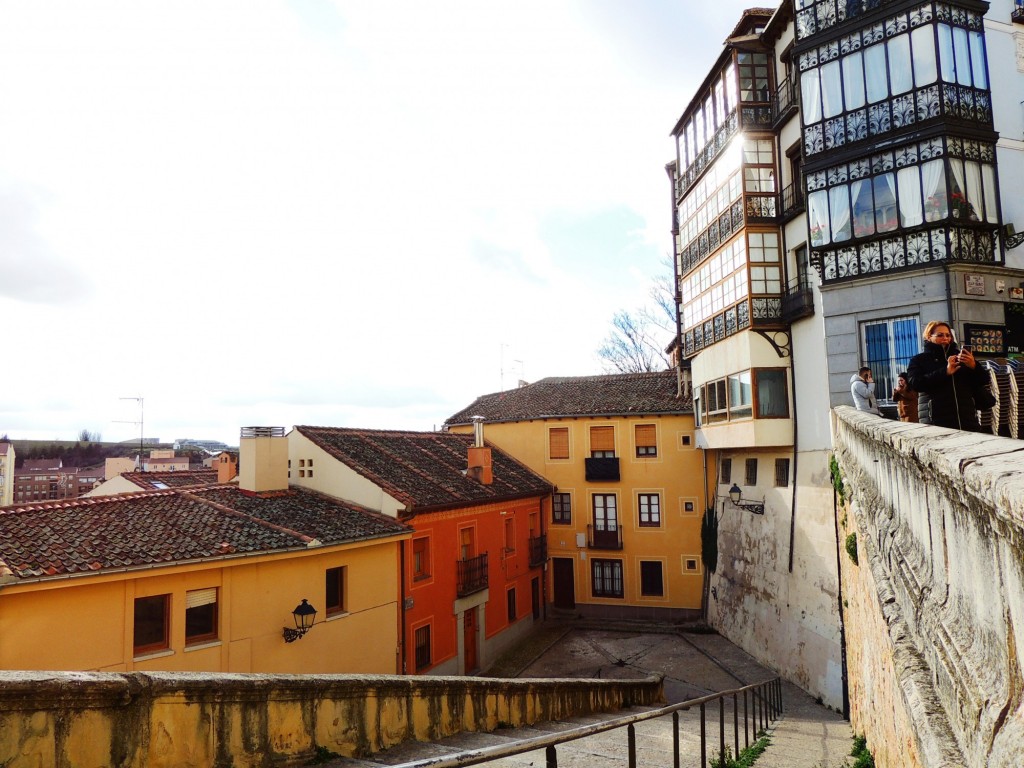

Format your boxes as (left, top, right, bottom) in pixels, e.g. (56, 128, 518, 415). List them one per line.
(238, 427, 289, 493)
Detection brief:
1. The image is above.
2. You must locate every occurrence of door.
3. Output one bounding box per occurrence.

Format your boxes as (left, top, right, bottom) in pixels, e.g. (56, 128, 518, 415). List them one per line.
(531, 576, 541, 620)
(463, 608, 479, 674)
(552, 557, 575, 609)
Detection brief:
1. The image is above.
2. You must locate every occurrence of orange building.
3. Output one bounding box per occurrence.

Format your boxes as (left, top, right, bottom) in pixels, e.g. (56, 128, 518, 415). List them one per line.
(288, 425, 553, 675)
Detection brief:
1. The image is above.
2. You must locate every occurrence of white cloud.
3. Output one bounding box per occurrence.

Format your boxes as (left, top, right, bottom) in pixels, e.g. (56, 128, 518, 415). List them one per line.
(0, 0, 761, 445)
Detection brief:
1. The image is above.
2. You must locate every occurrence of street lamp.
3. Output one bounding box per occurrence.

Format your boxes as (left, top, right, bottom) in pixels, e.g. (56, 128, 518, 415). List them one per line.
(727, 483, 765, 515)
(282, 599, 318, 643)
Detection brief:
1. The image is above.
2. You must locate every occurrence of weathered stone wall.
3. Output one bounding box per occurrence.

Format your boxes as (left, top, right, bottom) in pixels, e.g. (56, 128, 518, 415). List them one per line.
(0, 671, 663, 767)
(832, 407, 1024, 768)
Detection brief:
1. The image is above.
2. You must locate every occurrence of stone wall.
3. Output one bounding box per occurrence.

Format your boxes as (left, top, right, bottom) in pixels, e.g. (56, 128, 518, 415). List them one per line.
(832, 407, 1024, 767)
(0, 671, 663, 767)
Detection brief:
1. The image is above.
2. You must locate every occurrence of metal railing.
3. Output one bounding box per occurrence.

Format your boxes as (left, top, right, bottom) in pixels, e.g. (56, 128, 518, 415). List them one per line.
(528, 534, 547, 567)
(388, 677, 783, 768)
(456, 553, 488, 597)
(586, 524, 623, 550)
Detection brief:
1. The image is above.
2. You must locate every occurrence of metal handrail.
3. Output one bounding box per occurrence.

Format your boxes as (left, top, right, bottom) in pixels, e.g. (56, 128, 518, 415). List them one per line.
(388, 677, 783, 768)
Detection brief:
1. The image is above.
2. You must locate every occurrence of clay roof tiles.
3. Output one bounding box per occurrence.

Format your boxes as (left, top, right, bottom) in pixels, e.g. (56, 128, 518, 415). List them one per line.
(444, 371, 691, 426)
(122, 470, 218, 489)
(294, 426, 553, 512)
(0, 485, 409, 582)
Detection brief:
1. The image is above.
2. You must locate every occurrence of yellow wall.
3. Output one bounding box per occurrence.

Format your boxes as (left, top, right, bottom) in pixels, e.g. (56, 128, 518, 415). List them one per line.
(0, 444, 13, 508)
(0, 537, 406, 674)
(451, 413, 706, 613)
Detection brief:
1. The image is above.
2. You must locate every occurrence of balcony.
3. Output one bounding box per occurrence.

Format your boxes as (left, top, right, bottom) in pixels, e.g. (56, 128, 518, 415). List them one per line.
(587, 524, 623, 551)
(528, 535, 547, 567)
(772, 78, 799, 128)
(585, 457, 620, 482)
(1012, 3, 1023, 23)
(780, 183, 805, 222)
(781, 279, 814, 323)
(456, 553, 488, 597)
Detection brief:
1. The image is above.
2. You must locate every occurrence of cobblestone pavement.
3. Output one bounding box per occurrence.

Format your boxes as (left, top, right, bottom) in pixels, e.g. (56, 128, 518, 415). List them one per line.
(326, 619, 855, 767)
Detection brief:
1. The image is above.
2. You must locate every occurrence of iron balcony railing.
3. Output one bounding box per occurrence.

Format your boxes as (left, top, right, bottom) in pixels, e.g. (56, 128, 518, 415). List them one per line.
(528, 535, 547, 567)
(456, 553, 488, 597)
(780, 182, 805, 219)
(773, 77, 800, 126)
(389, 677, 783, 768)
(587, 524, 623, 551)
(781, 278, 815, 323)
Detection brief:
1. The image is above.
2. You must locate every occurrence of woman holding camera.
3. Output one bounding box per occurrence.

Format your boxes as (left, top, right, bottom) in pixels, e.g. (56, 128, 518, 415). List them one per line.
(907, 321, 992, 432)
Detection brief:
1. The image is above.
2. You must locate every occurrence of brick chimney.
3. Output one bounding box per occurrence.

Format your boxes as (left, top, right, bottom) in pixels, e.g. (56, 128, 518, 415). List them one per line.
(217, 451, 238, 484)
(238, 427, 288, 493)
(466, 416, 492, 485)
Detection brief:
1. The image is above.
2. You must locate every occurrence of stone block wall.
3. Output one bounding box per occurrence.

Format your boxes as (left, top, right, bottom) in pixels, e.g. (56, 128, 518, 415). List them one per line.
(832, 407, 1024, 767)
(0, 671, 663, 767)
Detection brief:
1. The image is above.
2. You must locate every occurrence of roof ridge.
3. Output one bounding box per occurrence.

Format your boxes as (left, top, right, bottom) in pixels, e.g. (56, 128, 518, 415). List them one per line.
(181, 488, 317, 545)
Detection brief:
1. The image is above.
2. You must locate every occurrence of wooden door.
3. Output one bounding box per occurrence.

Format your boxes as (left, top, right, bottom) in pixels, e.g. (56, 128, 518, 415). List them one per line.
(463, 608, 478, 674)
(552, 557, 575, 609)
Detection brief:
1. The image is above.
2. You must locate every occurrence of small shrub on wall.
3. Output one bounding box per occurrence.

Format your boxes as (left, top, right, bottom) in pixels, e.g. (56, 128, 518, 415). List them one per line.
(845, 533, 858, 565)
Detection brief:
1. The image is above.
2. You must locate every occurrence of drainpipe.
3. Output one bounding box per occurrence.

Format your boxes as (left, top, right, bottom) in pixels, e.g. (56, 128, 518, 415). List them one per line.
(399, 538, 407, 675)
(831, 476, 850, 718)
(788, 345, 799, 574)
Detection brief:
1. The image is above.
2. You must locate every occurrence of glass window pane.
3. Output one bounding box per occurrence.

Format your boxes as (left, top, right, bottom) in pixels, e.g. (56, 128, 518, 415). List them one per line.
(821, 60, 843, 118)
(969, 31, 987, 89)
(982, 165, 997, 223)
(865, 45, 888, 102)
(829, 185, 852, 242)
(922, 159, 947, 222)
(801, 68, 822, 122)
(897, 166, 923, 227)
(953, 27, 971, 86)
(938, 24, 955, 83)
(888, 35, 912, 95)
(843, 52, 865, 110)
(809, 189, 831, 246)
(874, 174, 897, 232)
(756, 370, 788, 418)
(912, 26, 937, 87)
(852, 179, 875, 237)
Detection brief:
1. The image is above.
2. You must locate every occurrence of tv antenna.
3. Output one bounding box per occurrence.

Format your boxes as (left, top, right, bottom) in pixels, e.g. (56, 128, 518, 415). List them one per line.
(116, 396, 144, 471)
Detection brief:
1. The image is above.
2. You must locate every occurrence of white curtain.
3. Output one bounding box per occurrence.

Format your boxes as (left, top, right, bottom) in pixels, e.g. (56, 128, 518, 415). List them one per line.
(843, 52, 866, 110)
(898, 167, 923, 227)
(888, 35, 912, 95)
(875, 174, 898, 231)
(821, 60, 843, 118)
(865, 45, 888, 102)
(969, 31, 988, 89)
(802, 69, 822, 123)
(921, 159, 946, 221)
(808, 190, 831, 245)
(938, 25, 955, 83)
(954, 27, 971, 86)
(965, 161, 983, 221)
(983, 165, 997, 223)
(830, 186, 852, 241)
(911, 26, 937, 87)
(851, 179, 874, 237)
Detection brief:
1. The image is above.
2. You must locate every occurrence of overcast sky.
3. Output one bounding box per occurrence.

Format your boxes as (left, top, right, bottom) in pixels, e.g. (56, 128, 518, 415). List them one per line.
(1, 1, 760, 446)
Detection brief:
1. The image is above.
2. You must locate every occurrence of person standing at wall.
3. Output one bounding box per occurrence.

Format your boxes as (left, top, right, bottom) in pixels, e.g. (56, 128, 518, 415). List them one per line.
(892, 372, 919, 422)
(850, 367, 881, 415)
(907, 321, 992, 432)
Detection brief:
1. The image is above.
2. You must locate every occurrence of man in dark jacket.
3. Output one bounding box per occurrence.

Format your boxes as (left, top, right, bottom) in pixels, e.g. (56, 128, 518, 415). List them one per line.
(907, 321, 990, 432)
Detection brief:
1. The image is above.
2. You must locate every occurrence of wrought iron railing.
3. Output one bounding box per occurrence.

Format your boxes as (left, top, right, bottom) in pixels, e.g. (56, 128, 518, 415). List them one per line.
(456, 553, 488, 597)
(387, 677, 783, 768)
(780, 182, 804, 219)
(781, 279, 815, 323)
(773, 77, 799, 125)
(586, 524, 623, 550)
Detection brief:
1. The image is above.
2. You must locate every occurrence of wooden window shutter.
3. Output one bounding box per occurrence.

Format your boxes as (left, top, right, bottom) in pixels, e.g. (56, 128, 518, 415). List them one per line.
(549, 428, 569, 459)
(590, 426, 614, 452)
(635, 424, 656, 447)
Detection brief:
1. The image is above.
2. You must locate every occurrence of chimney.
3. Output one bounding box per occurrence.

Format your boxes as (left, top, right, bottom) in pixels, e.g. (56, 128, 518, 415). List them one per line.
(238, 427, 289, 493)
(467, 416, 492, 485)
(217, 452, 238, 484)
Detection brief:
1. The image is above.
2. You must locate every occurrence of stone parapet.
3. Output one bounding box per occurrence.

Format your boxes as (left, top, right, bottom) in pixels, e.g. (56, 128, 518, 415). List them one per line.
(0, 670, 662, 767)
(832, 407, 1024, 768)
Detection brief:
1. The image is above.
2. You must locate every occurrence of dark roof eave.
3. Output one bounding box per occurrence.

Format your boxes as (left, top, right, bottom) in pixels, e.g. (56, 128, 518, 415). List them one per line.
(405, 488, 554, 518)
(446, 408, 692, 427)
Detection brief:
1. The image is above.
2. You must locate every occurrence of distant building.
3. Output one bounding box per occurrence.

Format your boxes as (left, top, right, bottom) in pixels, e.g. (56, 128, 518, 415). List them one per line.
(84, 469, 221, 497)
(0, 440, 14, 508)
(174, 438, 231, 452)
(13, 459, 80, 505)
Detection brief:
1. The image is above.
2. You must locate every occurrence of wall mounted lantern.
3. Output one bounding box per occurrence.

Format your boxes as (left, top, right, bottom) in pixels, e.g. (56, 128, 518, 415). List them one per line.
(283, 599, 318, 643)
(728, 483, 765, 515)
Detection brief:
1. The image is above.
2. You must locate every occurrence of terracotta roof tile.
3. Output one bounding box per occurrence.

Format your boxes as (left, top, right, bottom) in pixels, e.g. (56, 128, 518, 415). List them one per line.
(294, 427, 553, 511)
(0, 486, 409, 582)
(123, 470, 218, 489)
(444, 371, 692, 426)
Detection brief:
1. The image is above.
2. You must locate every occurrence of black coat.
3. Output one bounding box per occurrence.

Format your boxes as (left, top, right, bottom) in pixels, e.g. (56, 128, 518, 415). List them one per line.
(907, 341, 989, 431)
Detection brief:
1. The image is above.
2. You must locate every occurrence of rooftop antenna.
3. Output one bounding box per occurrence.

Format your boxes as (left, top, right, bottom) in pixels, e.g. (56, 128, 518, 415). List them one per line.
(500, 343, 509, 391)
(514, 359, 525, 386)
(116, 396, 144, 471)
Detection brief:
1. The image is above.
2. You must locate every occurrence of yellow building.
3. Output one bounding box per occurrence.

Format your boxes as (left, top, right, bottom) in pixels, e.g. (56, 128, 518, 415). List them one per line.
(0, 427, 410, 674)
(445, 372, 705, 621)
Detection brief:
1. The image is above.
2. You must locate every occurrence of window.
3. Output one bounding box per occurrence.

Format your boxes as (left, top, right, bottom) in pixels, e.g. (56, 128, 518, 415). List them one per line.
(738, 51, 769, 101)
(592, 559, 624, 598)
(134, 594, 170, 655)
(754, 368, 789, 418)
(640, 561, 664, 596)
(412, 537, 430, 580)
(593, 494, 618, 531)
(684, 558, 699, 572)
(775, 458, 791, 487)
(862, 316, 920, 401)
(745, 458, 758, 486)
(507, 588, 517, 622)
(553, 493, 571, 524)
(684, 501, 696, 513)
(414, 624, 431, 671)
(728, 372, 753, 419)
(590, 426, 615, 458)
(185, 588, 218, 645)
(635, 424, 657, 457)
(548, 428, 569, 460)
(504, 517, 515, 553)
(720, 458, 732, 484)
(326, 566, 346, 616)
(638, 494, 661, 527)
